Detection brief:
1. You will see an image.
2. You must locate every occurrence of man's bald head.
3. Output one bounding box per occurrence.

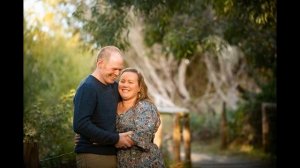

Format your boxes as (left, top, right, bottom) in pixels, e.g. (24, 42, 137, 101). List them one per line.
(97, 46, 124, 62)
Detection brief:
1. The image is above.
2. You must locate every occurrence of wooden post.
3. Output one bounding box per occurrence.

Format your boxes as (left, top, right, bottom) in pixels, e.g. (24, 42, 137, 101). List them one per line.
(220, 101, 228, 149)
(183, 113, 191, 168)
(262, 104, 269, 152)
(262, 102, 276, 153)
(24, 142, 39, 168)
(173, 113, 181, 162)
(154, 114, 163, 148)
(156, 106, 190, 166)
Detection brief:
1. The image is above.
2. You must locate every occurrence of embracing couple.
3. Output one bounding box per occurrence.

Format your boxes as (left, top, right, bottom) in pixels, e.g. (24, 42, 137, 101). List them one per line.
(73, 46, 165, 168)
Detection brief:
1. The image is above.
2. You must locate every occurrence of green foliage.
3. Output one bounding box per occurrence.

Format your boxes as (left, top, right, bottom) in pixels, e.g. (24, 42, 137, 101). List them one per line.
(248, 78, 276, 149)
(226, 78, 276, 150)
(257, 77, 276, 102)
(226, 103, 252, 144)
(72, 0, 210, 59)
(190, 111, 220, 141)
(210, 0, 276, 85)
(72, 0, 130, 50)
(210, 0, 276, 26)
(24, 19, 94, 159)
(142, 0, 220, 59)
(71, 0, 276, 81)
(24, 90, 75, 157)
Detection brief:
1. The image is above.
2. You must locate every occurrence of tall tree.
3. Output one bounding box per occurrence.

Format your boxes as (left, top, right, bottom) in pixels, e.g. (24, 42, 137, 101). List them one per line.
(70, 0, 271, 111)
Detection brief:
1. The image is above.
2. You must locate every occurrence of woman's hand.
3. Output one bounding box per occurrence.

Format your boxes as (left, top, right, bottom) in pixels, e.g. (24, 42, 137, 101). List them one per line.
(115, 131, 134, 149)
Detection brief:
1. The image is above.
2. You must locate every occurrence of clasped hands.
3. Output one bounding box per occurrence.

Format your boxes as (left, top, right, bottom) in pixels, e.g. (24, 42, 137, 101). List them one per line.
(115, 131, 134, 149)
(74, 131, 134, 149)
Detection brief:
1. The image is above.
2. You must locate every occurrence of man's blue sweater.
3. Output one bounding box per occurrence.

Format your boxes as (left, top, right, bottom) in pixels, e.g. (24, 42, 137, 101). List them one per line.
(73, 75, 120, 155)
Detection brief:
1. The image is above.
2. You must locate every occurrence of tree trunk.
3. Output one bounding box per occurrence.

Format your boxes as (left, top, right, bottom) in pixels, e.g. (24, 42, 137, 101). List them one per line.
(24, 142, 39, 168)
(177, 58, 191, 102)
(125, 11, 191, 108)
(220, 101, 228, 149)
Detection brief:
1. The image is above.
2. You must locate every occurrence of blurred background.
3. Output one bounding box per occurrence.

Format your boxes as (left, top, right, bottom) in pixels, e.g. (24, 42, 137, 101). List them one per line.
(24, 0, 276, 167)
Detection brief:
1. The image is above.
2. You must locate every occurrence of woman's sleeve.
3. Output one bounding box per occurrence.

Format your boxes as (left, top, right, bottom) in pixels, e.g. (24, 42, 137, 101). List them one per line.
(130, 101, 161, 151)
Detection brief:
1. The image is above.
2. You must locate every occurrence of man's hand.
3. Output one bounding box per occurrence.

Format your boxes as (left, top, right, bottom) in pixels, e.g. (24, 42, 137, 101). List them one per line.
(115, 131, 134, 149)
(74, 133, 80, 145)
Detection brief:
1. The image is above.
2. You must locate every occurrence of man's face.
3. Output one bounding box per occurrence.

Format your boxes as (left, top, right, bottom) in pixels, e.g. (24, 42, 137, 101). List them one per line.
(100, 53, 124, 85)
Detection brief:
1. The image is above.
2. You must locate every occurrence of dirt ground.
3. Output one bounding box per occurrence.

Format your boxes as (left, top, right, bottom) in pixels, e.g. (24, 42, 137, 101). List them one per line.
(190, 152, 275, 168)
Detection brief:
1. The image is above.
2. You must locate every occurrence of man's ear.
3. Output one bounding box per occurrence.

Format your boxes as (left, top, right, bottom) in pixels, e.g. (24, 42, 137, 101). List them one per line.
(97, 58, 104, 68)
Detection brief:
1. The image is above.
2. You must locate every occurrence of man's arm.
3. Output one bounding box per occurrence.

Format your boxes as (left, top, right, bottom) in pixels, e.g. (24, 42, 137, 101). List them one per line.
(74, 131, 134, 148)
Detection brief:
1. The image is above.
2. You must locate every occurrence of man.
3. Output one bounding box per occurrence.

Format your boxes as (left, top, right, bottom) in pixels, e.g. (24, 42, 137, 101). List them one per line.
(73, 46, 134, 168)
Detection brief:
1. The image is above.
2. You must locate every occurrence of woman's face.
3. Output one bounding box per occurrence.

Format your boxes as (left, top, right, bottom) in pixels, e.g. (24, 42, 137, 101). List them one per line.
(118, 71, 140, 101)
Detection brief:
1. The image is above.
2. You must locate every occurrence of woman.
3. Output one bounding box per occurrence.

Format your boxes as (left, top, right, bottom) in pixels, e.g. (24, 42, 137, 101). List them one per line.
(115, 68, 165, 168)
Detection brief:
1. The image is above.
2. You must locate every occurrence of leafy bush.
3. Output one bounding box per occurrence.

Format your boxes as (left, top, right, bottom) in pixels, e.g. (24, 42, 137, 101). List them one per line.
(24, 23, 94, 160)
(190, 111, 220, 141)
